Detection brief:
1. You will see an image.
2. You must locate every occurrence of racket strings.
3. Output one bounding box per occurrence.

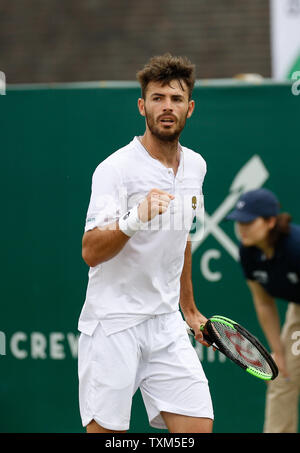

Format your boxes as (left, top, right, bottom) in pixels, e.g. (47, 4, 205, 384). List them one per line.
(211, 322, 273, 375)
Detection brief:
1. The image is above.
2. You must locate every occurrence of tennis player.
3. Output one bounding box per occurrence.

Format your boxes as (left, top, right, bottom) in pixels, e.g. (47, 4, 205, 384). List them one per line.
(78, 54, 214, 433)
(226, 188, 300, 433)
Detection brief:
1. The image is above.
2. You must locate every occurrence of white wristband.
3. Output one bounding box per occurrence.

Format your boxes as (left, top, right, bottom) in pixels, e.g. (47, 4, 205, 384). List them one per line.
(118, 205, 143, 237)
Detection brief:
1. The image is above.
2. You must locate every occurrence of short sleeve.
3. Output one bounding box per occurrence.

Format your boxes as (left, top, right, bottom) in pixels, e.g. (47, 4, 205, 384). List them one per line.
(84, 162, 124, 232)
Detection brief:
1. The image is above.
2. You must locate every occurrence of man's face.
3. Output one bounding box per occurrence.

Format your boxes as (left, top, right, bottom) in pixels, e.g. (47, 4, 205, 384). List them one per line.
(138, 80, 195, 142)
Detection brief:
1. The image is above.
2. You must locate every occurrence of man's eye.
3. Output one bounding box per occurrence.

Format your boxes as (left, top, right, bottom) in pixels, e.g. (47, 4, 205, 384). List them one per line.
(153, 97, 161, 101)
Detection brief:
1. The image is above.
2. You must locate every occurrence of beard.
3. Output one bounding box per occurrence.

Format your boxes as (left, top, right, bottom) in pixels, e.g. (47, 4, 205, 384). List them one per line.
(144, 107, 189, 143)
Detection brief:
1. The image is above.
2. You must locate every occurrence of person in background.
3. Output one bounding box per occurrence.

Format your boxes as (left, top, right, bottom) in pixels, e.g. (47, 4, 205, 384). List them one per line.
(226, 188, 300, 433)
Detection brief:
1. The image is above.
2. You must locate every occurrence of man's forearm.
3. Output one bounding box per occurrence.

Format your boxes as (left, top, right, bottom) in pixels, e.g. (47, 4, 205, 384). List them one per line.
(82, 188, 175, 268)
(179, 239, 209, 344)
(179, 239, 198, 315)
(82, 221, 130, 267)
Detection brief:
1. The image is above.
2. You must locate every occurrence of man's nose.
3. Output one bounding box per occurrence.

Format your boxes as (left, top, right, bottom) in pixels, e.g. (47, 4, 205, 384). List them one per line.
(162, 99, 173, 111)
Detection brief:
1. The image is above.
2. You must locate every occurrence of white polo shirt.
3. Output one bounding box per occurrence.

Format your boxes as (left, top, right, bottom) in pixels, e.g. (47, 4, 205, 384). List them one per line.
(78, 136, 206, 336)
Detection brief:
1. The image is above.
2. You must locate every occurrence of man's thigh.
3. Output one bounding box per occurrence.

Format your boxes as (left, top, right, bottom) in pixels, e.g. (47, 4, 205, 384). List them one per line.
(139, 312, 214, 430)
(78, 323, 140, 432)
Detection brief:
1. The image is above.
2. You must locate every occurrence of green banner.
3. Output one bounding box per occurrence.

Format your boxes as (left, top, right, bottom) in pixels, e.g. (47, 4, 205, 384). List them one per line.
(1, 81, 299, 433)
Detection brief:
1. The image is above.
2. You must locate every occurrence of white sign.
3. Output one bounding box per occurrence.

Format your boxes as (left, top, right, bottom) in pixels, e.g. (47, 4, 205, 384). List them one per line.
(270, 0, 300, 80)
(0, 71, 5, 95)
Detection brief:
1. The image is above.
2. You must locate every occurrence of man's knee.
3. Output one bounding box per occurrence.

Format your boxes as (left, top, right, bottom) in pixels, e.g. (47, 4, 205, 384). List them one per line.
(161, 412, 213, 433)
(86, 419, 127, 433)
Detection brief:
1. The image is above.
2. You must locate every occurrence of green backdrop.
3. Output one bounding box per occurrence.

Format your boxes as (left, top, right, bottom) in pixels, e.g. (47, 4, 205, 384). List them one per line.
(1, 80, 299, 433)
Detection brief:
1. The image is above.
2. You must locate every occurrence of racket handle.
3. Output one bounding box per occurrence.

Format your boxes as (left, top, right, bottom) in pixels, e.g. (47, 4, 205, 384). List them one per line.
(185, 322, 213, 346)
(185, 323, 195, 336)
(200, 324, 213, 346)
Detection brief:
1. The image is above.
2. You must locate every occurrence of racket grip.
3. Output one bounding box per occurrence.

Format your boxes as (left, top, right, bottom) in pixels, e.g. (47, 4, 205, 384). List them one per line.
(185, 322, 213, 345)
(200, 324, 213, 345)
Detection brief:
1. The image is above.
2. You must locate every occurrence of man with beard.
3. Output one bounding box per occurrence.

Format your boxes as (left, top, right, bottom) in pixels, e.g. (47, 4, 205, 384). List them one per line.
(78, 54, 213, 433)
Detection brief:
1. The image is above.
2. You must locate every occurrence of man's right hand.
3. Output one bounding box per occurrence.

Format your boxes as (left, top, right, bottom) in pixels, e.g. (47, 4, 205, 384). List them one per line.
(138, 188, 175, 223)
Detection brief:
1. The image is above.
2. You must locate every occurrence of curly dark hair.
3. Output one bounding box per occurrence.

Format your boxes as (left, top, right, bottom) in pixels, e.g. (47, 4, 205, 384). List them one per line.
(136, 53, 196, 100)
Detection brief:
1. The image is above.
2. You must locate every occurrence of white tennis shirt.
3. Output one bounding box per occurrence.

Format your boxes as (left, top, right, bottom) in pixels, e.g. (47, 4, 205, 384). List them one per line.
(78, 136, 207, 336)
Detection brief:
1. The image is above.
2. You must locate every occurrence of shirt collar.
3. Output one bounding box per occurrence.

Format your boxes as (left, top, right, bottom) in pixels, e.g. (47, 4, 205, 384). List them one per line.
(134, 136, 184, 181)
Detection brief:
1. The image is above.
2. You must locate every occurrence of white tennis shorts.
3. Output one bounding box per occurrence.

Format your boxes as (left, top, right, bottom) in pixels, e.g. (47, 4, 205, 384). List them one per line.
(78, 311, 214, 431)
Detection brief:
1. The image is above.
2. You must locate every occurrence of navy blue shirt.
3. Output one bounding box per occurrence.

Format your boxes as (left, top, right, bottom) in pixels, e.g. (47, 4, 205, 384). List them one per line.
(239, 224, 300, 304)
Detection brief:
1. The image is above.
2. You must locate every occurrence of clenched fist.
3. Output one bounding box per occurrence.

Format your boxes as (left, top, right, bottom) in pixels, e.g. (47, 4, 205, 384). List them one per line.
(138, 188, 175, 223)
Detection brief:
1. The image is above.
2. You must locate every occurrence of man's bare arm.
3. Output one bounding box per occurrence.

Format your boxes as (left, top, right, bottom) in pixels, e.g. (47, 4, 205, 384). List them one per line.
(82, 222, 130, 267)
(82, 188, 174, 267)
(180, 238, 209, 345)
(179, 239, 196, 313)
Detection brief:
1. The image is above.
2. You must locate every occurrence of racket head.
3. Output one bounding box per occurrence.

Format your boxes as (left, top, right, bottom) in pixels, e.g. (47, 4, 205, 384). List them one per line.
(204, 315, 278, 381)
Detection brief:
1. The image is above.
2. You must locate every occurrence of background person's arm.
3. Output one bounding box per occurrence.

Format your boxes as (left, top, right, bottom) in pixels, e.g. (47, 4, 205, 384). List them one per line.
(247, 279, 289, 377)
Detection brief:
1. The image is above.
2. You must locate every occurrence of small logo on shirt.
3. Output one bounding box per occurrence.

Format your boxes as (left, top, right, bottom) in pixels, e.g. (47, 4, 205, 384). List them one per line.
(253, 270, 268, 284)
(192, 196, 197, 210)
(123, 211, 130, 220)
(287, 273, 299, 284)
(237, 201, 245, 209)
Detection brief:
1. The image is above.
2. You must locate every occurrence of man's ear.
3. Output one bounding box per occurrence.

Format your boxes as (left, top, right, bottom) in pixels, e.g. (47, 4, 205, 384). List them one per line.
(138, 98, 146, 117)
(187, 100, 195, 119)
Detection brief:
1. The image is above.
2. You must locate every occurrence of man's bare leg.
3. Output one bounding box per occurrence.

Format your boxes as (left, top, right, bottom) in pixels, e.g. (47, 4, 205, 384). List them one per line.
(161, 412, 213, 433)
(86, 419, 127, 433)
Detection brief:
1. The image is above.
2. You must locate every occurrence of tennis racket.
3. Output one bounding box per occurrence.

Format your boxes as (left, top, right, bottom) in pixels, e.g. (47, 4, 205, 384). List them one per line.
(186, 315, 278, 381)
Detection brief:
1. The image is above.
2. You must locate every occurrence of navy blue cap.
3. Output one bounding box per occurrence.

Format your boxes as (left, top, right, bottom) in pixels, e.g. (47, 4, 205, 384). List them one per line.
(226, 188, 280, 222)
